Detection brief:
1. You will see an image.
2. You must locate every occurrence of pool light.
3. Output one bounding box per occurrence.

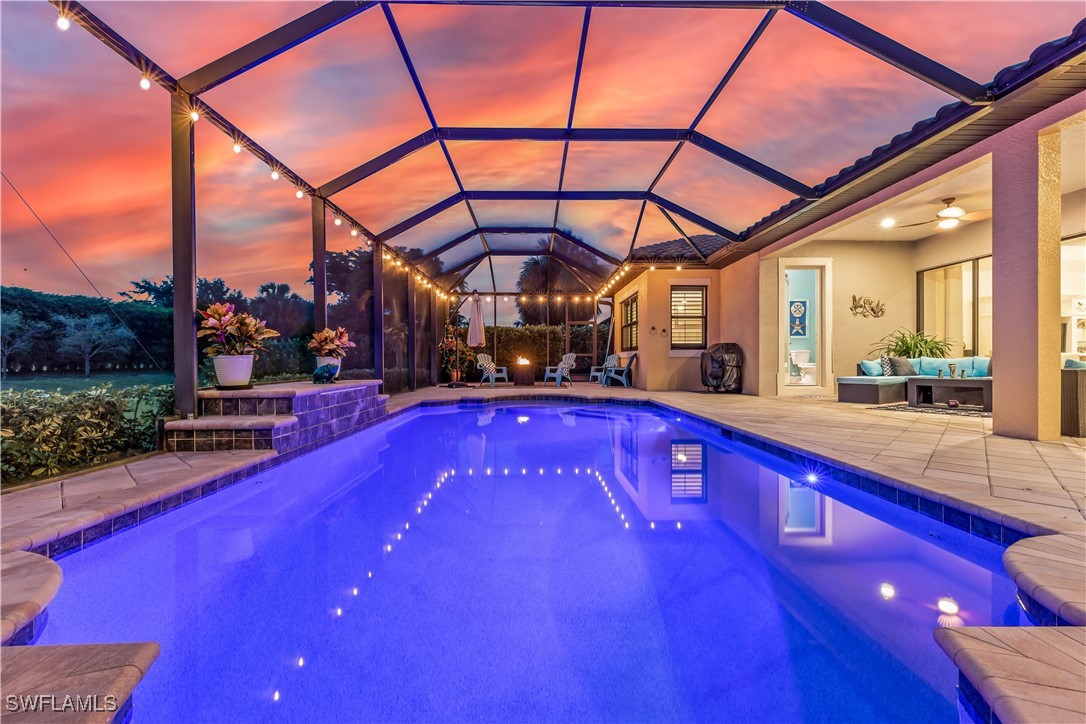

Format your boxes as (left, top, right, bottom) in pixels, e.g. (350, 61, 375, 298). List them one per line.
(335, 608, 343, 617)
(297, 657, 305, 667)
(352, 587, 359, 596)
(676, 522, 682, 530)
(937, 597, 960, 616)
(273, 690, 280, 702)
(879, 583, 895, 600)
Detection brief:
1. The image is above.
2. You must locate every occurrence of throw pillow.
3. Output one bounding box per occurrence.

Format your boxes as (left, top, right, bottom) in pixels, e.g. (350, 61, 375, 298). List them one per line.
(1064, 359, 1086, 369)
(860, 359, 883, 376)
(888, 356, 917, 376)
(880, 355, 894, 376)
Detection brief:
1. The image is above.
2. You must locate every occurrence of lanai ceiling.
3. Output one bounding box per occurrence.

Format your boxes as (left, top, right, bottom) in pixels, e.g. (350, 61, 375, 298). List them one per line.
(62, 0, 1086, 295)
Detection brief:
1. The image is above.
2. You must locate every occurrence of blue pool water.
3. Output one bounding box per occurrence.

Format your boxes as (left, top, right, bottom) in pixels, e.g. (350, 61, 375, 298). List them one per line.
(39, 403, 1028, 722)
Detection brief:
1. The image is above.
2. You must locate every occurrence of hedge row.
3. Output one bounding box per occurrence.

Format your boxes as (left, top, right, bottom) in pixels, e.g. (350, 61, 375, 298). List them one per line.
(1, 385, 174, 485)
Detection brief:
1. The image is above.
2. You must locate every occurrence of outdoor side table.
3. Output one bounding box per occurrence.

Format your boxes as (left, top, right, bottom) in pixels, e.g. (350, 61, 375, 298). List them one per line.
(512, 365, 535, 386)
(907, 377, 992, 411)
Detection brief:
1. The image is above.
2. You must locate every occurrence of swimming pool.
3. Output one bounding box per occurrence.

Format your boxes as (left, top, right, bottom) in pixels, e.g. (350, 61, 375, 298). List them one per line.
(38, 402, 1027, 722)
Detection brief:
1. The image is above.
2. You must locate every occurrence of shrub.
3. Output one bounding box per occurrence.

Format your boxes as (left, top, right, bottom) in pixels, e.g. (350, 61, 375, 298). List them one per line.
(1, 384, 174, 485)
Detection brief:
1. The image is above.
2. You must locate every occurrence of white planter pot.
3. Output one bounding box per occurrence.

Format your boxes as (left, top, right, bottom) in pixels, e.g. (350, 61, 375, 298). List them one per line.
(213, 354, 254, 388)
(315, 356, 341, 379)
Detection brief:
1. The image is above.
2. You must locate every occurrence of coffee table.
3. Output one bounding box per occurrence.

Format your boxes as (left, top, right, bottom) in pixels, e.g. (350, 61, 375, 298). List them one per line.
(907, 377, 992, 411)
(512, 365, 535, 386)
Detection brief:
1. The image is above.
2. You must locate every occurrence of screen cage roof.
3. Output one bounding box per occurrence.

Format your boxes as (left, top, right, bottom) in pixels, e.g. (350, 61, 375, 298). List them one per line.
(57, 0, 1086, 295)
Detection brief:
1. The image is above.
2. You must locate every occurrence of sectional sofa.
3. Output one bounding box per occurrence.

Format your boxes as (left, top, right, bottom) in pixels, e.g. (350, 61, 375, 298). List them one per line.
(837, 356, 992, 405)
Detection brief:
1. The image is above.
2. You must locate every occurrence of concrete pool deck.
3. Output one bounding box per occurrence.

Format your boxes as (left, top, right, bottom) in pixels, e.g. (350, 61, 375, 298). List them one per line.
(1, 384, 1083, 721)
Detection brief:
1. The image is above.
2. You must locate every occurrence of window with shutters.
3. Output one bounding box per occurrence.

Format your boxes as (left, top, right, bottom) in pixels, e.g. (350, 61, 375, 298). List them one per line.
(620, 294, 638, 351)
(670, 286, 706, 349)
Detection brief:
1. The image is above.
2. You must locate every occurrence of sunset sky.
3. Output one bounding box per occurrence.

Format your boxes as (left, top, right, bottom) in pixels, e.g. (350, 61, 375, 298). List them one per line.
(2, 1, 1082, 304)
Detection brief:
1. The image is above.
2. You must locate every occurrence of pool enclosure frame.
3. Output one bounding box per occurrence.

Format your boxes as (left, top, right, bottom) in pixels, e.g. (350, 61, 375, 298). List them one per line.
(49, 0, 1084, 416)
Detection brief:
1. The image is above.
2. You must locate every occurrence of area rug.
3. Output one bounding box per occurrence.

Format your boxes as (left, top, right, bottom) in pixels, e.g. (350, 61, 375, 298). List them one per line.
(867, 403, 991, 418)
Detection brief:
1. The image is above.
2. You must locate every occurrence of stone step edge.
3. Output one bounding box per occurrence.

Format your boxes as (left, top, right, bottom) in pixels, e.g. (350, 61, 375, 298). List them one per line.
(165, 415, 299, 431)
(198, 379, 382, 399)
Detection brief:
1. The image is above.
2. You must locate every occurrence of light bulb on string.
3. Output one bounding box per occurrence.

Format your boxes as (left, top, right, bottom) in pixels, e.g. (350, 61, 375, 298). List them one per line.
(139, 75, 151, 91)
(232, 142, 242, 154)
(270, 170, 280, 181)
(334, 217, 342, 226)
(56, 13, 71, 30)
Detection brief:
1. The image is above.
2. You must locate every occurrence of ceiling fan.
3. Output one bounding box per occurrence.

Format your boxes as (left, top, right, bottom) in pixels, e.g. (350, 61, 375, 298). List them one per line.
(894, 197, 992, 230)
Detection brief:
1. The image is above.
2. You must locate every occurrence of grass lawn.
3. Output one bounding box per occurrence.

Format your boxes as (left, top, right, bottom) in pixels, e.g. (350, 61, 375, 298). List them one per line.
(1, 371, 174, 393)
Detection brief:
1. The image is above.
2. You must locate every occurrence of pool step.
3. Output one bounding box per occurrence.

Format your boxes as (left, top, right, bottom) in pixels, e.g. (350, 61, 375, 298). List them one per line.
(164, 381, 388, 455)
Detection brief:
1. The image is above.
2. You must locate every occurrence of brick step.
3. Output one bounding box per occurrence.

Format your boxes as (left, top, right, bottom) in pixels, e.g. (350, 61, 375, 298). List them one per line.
(168, 382, 389, 455)
(164, 416, 298, 451)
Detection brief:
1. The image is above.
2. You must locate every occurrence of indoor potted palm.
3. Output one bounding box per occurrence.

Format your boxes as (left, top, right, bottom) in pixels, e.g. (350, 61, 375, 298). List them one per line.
(308, 327, 356, 379)
(198, 302, 280, 388)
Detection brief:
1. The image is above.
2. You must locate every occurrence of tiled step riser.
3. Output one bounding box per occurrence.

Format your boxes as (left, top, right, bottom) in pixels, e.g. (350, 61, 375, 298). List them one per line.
(199, 384, 377, 417)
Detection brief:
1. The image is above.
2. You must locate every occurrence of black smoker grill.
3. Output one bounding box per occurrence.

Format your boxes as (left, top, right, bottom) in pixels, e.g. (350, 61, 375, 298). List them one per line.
(700, 343, 744, 393)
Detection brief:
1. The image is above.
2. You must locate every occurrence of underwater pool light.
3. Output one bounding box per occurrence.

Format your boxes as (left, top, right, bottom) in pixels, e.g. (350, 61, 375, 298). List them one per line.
(880, 583, 895, 600)
(937, 597, 960, 616)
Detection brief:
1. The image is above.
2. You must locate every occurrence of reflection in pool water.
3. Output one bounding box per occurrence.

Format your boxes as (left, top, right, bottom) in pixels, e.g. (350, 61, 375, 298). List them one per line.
(39, 404, 1026, 722)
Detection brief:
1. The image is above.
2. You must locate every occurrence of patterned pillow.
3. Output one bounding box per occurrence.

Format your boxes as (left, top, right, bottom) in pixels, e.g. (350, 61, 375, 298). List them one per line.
(880, 355, 894, 376)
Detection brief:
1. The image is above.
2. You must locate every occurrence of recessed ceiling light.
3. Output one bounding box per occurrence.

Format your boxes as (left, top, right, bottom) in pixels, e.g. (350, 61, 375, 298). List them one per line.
(880, 217, 896, 229)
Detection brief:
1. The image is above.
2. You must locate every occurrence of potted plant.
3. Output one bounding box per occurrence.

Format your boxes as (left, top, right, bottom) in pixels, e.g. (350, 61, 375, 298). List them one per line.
(438, 328, 473, 383)
(308, 327, 356, 380)
(197, 302, 280, 388)
(870, 328, 952, 358)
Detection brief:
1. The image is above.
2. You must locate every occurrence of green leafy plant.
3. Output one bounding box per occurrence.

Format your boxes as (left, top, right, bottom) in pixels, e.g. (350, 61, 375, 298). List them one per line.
(197, 302, 279, 358)
(308, 327, 356, 359)
(871, 328, 953, 358)
(1, 384, 174, 485)
(438, 328, 474, 378)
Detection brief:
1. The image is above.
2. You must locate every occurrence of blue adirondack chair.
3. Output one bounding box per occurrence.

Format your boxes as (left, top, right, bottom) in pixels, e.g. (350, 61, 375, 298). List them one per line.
(590, 354, 619, 384)
(604, 353, 638, 387)
(476, 353, 508, 387)
(543, 353, 577, 387)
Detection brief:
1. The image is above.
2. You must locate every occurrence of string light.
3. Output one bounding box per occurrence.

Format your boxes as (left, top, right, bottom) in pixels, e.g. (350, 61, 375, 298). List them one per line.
(139, 75, 151, 91)
(232, 142, 242, 154)
(270, 170, 280, 181)
(334, 217, 342, 226)
(295, 188, 305, 199)
(189, 110, 200, 122)
(56, 13, 71, 30)
(350, 228, 359, 237)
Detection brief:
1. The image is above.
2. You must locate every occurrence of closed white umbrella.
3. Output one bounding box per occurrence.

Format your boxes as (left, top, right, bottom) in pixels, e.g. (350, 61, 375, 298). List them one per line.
(467, 294, 486, 347)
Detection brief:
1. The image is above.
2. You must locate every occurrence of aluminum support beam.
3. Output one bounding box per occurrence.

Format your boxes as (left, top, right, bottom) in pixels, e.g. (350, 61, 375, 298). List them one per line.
(170, 94, 198, 417)
(786, 1, 989, 103)
(407, 270, 417, 390)
(179, 2, 376, 95)
(372, 244, 385, 387)
(311, 196, 328, 330)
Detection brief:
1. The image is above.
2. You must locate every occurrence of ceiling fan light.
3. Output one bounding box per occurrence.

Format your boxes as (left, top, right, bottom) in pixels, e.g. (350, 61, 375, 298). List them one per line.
(937, 218, 960, 230)
(937, 205, 966, 219)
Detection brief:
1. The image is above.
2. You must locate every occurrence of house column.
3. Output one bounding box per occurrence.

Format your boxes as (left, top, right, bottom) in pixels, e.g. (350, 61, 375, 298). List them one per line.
(991, 126, 1062, 440)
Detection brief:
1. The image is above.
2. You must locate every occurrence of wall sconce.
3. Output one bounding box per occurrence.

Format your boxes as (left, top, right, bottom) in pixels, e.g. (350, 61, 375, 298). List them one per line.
(650, 326, 668, 336)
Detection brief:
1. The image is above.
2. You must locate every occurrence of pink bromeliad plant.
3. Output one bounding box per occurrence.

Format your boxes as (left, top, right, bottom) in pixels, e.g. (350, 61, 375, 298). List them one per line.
(197, 302, 280, 358)
(308, 327, 356, 360)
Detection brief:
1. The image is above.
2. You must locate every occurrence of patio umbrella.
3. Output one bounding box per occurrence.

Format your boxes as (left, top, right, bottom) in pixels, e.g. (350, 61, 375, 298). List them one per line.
(467, 294, 485, 348)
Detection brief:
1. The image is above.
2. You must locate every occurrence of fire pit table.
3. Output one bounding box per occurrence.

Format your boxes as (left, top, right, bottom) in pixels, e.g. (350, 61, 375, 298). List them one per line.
(512, 360, 535, 386)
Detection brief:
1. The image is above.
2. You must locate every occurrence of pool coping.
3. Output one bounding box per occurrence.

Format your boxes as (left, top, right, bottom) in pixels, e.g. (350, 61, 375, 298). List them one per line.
(2, 390, 1083, 722)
